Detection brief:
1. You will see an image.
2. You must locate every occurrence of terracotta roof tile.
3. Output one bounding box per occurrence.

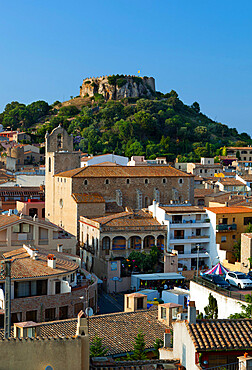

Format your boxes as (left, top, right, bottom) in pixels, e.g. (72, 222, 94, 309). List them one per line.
(1, 248, 78, 280)
(160, 206, 205, 213)
(194, 189, 215, 198)
(55, 166, 192, 178)
(187, 319, 252, 351)
(14, 308, 166, 356)
(72, 193, 105, 203)
(205, 206, 252, 214)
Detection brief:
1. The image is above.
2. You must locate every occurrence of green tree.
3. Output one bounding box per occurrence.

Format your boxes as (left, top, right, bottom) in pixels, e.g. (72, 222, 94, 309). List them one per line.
(222, 146, 227, 156)
(204, 293, 218, 319)
(90, 336, 108, 357)
(229, 294, 252, 319)
(153, 338, 164, 358)
(191, 101, 200, 113)
(236, 150, 241, 160)
(130, 330, 147, 360)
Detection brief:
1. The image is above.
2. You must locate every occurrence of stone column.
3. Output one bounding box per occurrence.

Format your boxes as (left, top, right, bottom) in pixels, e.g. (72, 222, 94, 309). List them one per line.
(141, 237, 143, 250)
(154, 235, 158, 247)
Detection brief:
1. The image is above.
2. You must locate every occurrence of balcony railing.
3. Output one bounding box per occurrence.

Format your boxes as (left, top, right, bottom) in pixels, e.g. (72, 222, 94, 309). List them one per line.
(171, 219, 210, 224)
(216, 223, 237, 231)
(199, 361, 239, 370)
(173, 235, 209, 240)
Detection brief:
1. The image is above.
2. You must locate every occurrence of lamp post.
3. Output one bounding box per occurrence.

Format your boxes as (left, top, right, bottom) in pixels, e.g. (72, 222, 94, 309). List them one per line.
(196, 244, 200, 282)
(205, 253, 220, 267)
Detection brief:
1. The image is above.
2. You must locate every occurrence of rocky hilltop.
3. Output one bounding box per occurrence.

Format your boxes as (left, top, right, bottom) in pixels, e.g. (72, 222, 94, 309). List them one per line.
(80, 75, 155, 100)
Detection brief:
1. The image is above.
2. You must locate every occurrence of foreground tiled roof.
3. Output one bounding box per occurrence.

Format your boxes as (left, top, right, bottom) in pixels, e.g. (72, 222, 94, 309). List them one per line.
(72, 193, 105, 203)
(217, 178, 245, 186)
(36, 308, 166, 355)
(1, 248, 78, 280)
(55, 165, 192, 178)
(187, 319, 252, 351)
(205, 206, 252, 214)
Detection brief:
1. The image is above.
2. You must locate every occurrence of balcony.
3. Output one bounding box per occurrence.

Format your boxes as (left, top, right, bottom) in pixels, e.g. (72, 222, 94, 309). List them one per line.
(216, 223, 237, 232)
(170, 235, 210, 244)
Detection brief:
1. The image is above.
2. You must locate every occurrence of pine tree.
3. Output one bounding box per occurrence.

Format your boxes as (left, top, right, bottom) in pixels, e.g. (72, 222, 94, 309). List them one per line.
(153, 338, 164, 358)
(90, 336, 108, 358)
(130, 330, 147, 360)
(204, 293, 218, 319)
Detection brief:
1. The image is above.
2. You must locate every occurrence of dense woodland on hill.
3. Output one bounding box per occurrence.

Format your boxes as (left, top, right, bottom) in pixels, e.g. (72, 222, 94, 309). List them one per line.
(0, 89, 251, 162)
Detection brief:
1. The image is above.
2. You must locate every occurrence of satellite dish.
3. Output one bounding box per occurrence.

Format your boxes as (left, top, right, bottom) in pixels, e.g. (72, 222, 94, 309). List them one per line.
(85, 307, 94, 317)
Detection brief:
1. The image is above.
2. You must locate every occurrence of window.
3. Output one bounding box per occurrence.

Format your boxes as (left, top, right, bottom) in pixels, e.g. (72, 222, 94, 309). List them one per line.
(84, 179, 88, 186)
(59, 306, 68, 320)
(196, 229, 201, 236)
(144, 179, 149, 184)
(162, 178, 167, 184)
(105, 179, 109, 185)
(70, 273, 75, 283)
(26, 310, 37, 322)
(205, 169, 207, 173)
(59, 199, 63, 208)
(221, 236, 227, 242)
(161, 307, 166, 319)
(200, 169, 202, 174)
(244, 217, 252, 225)
(13, 224, 20, 233)
(178, 178, 183, 184)
(174, 245, 184, 254)
(48, 157, 51, 173)
(55, 281, 61, 294)
(233, 217, 235, 223)
(14, 280, 47, 298)
(45, 308, 56, 321)
(126, 178, 130, 184)
(232, 235, 236, 239)
(137, 297, 144, 309)
(74, 303, 83, 316)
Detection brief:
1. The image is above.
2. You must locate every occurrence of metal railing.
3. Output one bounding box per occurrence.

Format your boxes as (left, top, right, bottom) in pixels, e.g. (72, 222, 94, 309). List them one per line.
(216, 224, 237, 231)
(202, 361, 239, 370)
(193, 277, 248, 302)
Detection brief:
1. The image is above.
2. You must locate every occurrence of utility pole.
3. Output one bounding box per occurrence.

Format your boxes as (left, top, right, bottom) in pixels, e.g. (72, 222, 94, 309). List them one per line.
(196, 244, 200, 282)
(4, 258, 12, 339)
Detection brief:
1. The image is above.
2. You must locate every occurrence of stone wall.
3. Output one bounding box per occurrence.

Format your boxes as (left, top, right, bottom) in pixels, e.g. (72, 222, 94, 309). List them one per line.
(0, 335, 89, 370)
(80, 75, 155, 100)
(10, 282, 97, 322)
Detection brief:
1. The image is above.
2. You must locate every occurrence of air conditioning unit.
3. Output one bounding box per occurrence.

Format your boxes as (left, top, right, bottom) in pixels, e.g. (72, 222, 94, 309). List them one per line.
(177, 313, 188, 320)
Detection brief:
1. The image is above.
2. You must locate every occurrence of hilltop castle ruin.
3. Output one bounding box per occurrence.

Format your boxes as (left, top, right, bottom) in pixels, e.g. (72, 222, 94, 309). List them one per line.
(80, 75, 155, 100)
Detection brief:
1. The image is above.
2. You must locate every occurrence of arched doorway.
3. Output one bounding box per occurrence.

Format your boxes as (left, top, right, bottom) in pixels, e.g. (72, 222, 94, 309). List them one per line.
(129, 236, 141, 250)
(157, 235, 165, 251)
(112, 237, 126, 250)
(143, 235, 155, 249)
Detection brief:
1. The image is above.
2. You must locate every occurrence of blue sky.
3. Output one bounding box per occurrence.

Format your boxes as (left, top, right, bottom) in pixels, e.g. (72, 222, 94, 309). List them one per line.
(1, 0, 252, 134)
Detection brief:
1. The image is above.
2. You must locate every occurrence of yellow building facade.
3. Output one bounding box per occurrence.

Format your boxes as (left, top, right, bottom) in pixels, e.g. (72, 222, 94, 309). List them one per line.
(206, 206, 252, 263)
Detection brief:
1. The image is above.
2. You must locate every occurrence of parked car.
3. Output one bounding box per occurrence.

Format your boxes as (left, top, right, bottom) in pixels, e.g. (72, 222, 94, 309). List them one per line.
(202, 274, 230, 289)
(225, 271, 252, 289)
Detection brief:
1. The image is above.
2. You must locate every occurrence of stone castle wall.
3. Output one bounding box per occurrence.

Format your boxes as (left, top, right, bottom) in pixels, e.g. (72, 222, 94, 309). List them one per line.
(80, 75, 155, 100)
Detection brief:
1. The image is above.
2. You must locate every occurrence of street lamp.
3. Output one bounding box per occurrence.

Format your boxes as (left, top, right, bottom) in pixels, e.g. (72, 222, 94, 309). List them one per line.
(205, 253, 219, 267)
(196, 244, 200, 282)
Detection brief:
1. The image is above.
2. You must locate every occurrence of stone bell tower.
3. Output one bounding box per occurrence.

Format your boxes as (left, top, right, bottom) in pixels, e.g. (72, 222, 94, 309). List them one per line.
(45, 125, 81, 222)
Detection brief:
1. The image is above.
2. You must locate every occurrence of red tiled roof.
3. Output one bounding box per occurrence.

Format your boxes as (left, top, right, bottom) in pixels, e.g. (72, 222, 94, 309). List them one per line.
(187, 319, 252, 351)
(194, 189, 215, 198)
(1, 248, 78, 280)
(205, 206, 252, 214)
(55, 166, 192, 178)
(72, 193, 105, 203)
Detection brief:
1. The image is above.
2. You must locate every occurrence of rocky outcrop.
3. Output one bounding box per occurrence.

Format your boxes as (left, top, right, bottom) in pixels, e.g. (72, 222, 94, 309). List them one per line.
(80, 75, 155, 100)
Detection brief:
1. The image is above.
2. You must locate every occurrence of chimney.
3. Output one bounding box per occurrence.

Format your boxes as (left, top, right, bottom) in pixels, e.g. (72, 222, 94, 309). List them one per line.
(76, 310, 88, 336)
(164, 329, 172, 348)
(153, 199, 157, 219)
(57, 244, 63, 253)
(188, 301, 196, 324)
(47, 254, 56, 269)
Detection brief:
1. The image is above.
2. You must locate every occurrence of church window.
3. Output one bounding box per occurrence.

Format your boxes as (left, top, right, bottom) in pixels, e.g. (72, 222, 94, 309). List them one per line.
(105, 179, 109, 185)
(84, 179, 88, 186)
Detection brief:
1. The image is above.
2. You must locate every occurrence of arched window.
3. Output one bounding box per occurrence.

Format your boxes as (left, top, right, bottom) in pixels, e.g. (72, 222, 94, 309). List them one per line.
(84, 179, 88, 186)
(105, 179, 109, 185)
